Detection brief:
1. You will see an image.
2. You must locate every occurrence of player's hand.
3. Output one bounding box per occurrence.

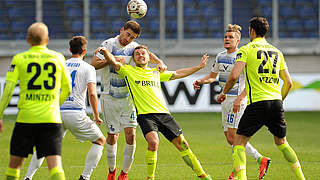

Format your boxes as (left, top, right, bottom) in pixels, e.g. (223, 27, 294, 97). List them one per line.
(0, 119, 3, 133)
(94, 116, 103, 125)
(157, 61, 167, 72)
(233, 97, 242, 113)
(193, 79, 202, 90)
(198, 54, 209, 69)
(115, 56, 126, 65)
(216, 93, 227, 103)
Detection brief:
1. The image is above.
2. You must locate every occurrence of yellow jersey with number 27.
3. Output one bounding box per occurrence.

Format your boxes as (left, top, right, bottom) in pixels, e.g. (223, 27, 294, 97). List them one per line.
(236, 38, 287, 105)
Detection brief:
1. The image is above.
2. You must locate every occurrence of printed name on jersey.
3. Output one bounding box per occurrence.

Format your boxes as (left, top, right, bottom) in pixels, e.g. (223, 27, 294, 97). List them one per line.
(8, 64, 15, 72)
(26, 93, 55, 101)
(259, 76, 279, 84)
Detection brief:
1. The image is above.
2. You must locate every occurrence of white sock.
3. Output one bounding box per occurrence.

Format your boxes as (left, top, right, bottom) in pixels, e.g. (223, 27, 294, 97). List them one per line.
(122, 143, 136, 173)
(81, 144, 104, 179)
(245, 142, 262, 160)
(106, 143, 117, 171)
(24, 151, 45, 179)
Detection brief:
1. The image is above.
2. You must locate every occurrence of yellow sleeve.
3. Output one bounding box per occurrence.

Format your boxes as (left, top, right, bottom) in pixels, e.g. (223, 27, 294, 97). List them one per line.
(160, 70, 175, 81)
(235, 45, 249, 63)
(279, 52, 288, 70)
(5, 56, 19, 84)
(0, 81, 16, 119)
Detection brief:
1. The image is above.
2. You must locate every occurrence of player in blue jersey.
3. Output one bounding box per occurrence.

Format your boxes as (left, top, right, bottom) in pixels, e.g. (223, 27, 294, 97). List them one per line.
(193, 24, 270, 180)
(90, 20, 166, 180)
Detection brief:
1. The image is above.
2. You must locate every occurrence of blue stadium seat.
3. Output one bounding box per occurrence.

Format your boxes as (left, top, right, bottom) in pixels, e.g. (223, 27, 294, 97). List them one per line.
(206, 19, 223, 31)
(184, 7, 199, 19)
(167, 20, 177, 31)
(101, 0, 120, 7)
(166, 7, 176, 17)
(67, 8, 83, 18)
(0, 22, 9, 31)
(90, 8, 103, 17)
(192, 32, 207, 38)
(11, 21, 27, 31)
(148, 7, 159, 17)
(109, 21, 123, 32)
(257, 0, 272, 6)
(7, 8, 24, 19)
(105, 7, 121, 18)
(279, 7, 298, 18)
(286, 19, 304, 31)
(13, 32, 25, 39)
(166, 32, 177, 39)
(308, 32, 318, 38)
(291, 32, 307, 38)
(299, 7, 316, 18)
(185, 20, 204, 32)
(149, 20, 159, 32)
(64, 0, 81, 7)
(201, 7, 219, 18)
(0, 32, 10, 40)
(91, 20, 107, 32)
(71, 21, 83, 32)
(261, 7, 272, 17)
(91, 32, 107, 39)
(304, 19, 318, 31)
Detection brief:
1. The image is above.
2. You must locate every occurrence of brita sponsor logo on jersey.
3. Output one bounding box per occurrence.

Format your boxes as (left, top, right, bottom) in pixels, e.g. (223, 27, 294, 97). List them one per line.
(135, 80, 159, 87)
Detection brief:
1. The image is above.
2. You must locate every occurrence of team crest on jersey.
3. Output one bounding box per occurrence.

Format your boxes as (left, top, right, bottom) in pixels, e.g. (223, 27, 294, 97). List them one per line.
(135, 80, 141, 85)
(236, 53, 242, 60)
(8, 64, 15, 72)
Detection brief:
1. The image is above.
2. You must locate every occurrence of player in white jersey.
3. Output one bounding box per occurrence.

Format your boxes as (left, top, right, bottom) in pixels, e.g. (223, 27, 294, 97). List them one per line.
(24, 36, 106, 180)
(193, 24, 270, 180)
(90, 21, 166, 180)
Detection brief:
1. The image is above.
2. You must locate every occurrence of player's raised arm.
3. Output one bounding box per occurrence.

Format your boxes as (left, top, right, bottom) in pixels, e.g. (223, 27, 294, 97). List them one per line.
(99, 48, 122, 71)
(193, 72, 218, 90)
(90, 48, 109, 70)
(149, 52, 167, 72)
(170, 54, 209, 80)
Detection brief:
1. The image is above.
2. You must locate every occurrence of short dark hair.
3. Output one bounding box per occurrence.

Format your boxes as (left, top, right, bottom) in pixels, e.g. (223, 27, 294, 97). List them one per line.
(133, 45, 149, 58)
(69, 36, 88, 55)
(249, 17, 269, 37)
(124, 20, 141, 36)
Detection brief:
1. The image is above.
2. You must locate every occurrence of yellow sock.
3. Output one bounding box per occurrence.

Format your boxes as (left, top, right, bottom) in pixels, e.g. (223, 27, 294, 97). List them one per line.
(233, 145, 247, 180)
(146, 150, 157, 178)
(5, 167, 20, 180)
(179, 148, 205, 177)
(50, 166, 65, 180)
(278, 143, 305, 180)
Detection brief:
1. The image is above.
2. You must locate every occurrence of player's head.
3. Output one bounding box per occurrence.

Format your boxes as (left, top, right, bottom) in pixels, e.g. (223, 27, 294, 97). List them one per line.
(69, 36, 88, 56)
(119, 21, 141, 46)
(132, 45, 150, 68)
(249, 17, 269, 41)
(26, 22, 49, 46)
(224, 24, 241, 51)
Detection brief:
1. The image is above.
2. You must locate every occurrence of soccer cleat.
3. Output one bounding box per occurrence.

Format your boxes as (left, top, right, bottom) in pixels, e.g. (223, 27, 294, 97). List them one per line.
(107, 168, 117, 180)
(24, 178, 31, 180)
(118, 170, 128, 180)
(259, 157, 271, 179)
(228, 170, 235, 180)
(79, 175, 86, 180)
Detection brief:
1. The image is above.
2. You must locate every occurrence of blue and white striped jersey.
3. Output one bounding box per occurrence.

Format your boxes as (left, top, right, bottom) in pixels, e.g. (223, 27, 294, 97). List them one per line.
(211, 50, 245, 96)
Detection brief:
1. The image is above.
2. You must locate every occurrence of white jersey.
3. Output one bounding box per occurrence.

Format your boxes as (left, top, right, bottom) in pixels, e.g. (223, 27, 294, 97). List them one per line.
(61, 58, 96, 110)
(211, 50, 245, 96)
(98, 35, 139, 98)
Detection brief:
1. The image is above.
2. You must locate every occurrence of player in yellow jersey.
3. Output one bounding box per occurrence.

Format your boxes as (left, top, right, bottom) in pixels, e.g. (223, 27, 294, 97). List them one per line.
(217, 17, 306, 180)
(0, 22, 71, 180)
(98, 45, 212, 180)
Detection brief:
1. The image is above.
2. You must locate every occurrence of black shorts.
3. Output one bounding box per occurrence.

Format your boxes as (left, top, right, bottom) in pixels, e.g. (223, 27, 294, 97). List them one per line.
(137, 113, 183, 142)
(10, 123, 63, 158)
(237, 100, 286, 138)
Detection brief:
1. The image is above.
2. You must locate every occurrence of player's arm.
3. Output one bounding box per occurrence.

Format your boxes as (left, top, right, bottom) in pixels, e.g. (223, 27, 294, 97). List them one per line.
(99, 48, 122, 71)
(149, 52, 167, 72)
(193, 72, 218, 90)
(217, 61, 246, 103)
(87, 82, 103, 125)
(233, 90, 247, 113)
(0, 81, 16, 132)
(90, 48, 109, 70)
(170, 54, 209, 80)
(60, 59, 72, 106)
(279, 69, 292, 100)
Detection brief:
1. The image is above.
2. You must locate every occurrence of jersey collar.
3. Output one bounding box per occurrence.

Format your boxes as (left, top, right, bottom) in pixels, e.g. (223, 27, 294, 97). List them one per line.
(252, 37, 266, 43)
(30, 45, 47, 51)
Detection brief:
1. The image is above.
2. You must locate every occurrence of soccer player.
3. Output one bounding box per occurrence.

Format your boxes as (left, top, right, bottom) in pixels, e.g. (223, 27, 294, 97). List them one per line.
(217, 17, 306, 180)
(90, 20, 166, 180)
(0, 22, 71, 180)
(99, 45, 212, 180)
(193, 24, 270, 180)
(23, 36, 106, 180)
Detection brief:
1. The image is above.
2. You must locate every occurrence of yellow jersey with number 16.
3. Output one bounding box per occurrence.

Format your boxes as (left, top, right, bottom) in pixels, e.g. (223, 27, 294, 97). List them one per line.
(235, 38, 287, 105)
(5, 45, 71, 123)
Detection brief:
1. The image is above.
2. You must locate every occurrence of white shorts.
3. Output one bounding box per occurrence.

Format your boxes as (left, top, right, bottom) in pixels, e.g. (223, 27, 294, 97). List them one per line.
(61, 110, 104, 143)
(100, 94, 138, 134)
(221, 96, 247, 131)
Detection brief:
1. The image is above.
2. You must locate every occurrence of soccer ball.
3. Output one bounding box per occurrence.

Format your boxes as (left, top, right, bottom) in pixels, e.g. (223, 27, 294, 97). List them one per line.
(127, 0, 147, 19)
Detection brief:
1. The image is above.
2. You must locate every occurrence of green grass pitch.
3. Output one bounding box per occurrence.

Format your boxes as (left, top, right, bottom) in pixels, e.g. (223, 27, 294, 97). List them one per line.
(0, 112, 319, 179)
